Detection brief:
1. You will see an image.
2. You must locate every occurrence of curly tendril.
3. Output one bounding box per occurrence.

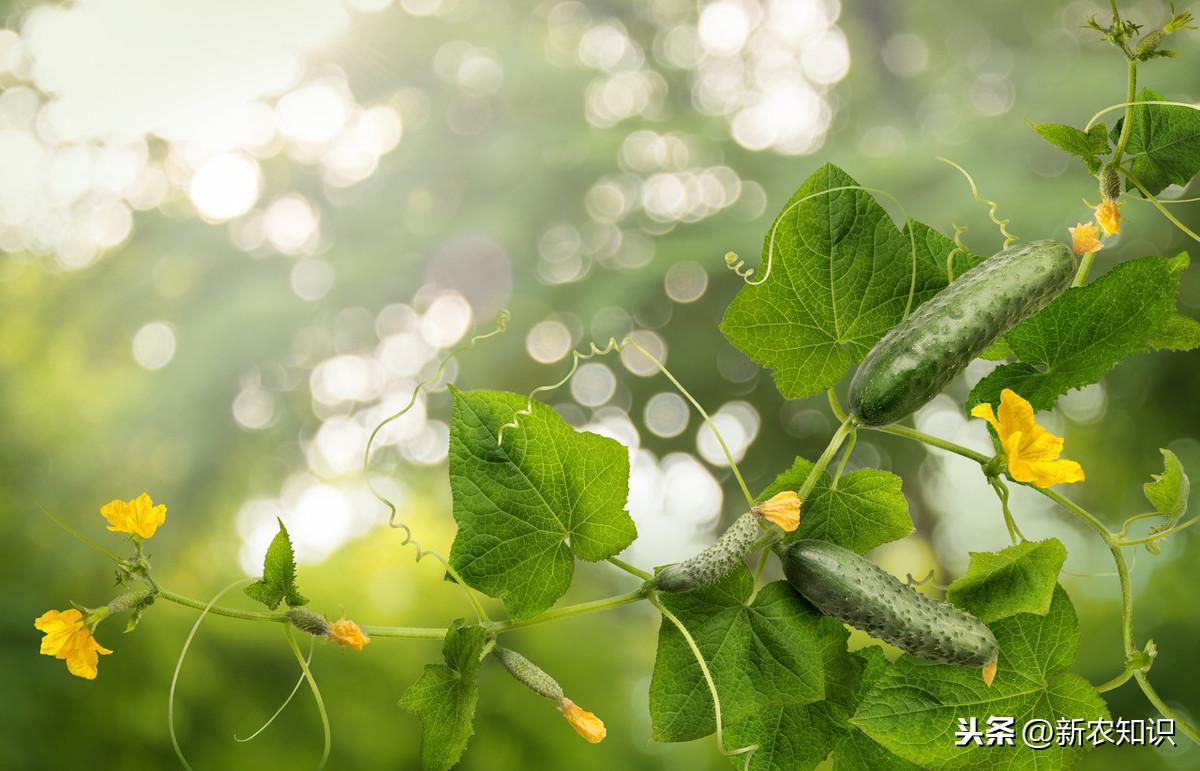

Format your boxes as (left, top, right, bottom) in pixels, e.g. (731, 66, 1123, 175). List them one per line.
(362, 311, 511, 623)
(496, 335, 758, 507)
(946, 222, 970, 283)
(937, 156, 1020, 248)
(722, 184, 922, 320)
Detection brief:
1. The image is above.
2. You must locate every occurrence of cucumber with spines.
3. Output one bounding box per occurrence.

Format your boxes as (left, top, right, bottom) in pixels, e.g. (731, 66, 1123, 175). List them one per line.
(654, 512, 761, 593)
(782, 540, 998, 677)
(848, 239, 1076, 426)
(495, 647, 565, 702)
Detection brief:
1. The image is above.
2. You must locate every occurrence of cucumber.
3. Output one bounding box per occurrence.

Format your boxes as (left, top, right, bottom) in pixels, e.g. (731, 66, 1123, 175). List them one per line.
(495, 647, 565, 702)
(782, 540, 998, 679)
(847, 239, 1075, 426)
(654, 512, 761, 593)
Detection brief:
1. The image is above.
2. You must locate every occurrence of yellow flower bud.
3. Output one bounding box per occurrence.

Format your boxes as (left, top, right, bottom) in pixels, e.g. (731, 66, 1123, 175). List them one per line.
(754, 490, 800, 532)
(559, 698, 606, 743)
(328, 618, 370, 651)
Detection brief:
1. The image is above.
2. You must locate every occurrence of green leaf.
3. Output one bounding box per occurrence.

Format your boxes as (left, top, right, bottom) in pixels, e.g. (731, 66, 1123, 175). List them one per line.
(831, 647, 922, 771)
(979, 338, 1013, 361)
(1031, 122, 1110, 175)
(1113, 88, 1200, 196)
(399, 620, 489, 771)
(758, 457, 913, 553)
(1149, 313, 1200, 351)
(447, 388, 636, 619)
(1144, 448, 1190, 526)
(720, 164, 982, 399)
(649, 567, 827, 742)
(853, 585, 1108, 770)
(946, 538, 1067, 623)
(723, 599, 867, 770)
(968, 254, 1189, 411)
(243, 518, 307, 609)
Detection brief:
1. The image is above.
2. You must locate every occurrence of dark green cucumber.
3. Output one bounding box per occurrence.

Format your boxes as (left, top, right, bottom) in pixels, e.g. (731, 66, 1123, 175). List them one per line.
(782, 540, 997, 669)
(848, 239, 1075, 426)
(654, 512, 761, 593)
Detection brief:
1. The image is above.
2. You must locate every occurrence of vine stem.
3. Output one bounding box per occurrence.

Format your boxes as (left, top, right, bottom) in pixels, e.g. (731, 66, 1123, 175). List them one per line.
(286, 625, 331, 770)
(487, 588, 648, 634)
(1109, 59, 1138, 169)
(1112, 517, 1199, 546)
(607, 556, 653, 581)
(157, 578, 652, 641)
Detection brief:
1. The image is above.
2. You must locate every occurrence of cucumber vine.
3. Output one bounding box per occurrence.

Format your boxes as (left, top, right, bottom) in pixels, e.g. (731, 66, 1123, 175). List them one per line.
(32, 4, 1200, 770)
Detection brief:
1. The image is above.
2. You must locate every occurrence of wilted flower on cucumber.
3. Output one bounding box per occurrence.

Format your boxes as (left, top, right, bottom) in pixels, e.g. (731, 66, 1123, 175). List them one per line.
(100, 492, 167, 540)
(1094, 199, 1123, 238)
(328, 618, 370, 650)
(753, 490, 801, 532)
(287, 608, 371, 650)
(494, 646, 605, 743)
(1069, 222, 1104, 257)
(971, 389, 1085, 488)
(559, 698, 606, 743)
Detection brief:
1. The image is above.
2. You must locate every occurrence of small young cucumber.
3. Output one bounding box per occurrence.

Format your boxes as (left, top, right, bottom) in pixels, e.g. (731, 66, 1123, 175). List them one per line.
(782, 540, 998, 683)
(654, 512, 761, 593)
(847, 239, 1075, 426)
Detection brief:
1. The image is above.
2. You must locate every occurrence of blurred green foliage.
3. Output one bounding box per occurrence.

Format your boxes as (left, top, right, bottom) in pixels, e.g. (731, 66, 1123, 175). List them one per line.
(3, 1, 1200, 769)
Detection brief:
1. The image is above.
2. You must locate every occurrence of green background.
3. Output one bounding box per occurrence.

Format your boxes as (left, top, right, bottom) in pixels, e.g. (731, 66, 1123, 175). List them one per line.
(2, 0, 1198, 768)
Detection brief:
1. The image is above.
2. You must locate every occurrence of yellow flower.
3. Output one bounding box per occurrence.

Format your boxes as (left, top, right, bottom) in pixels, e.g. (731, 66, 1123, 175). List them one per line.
(34, 609, 113, 680)
(755, 490, 800, 532)
(328, 618, 370, 651)
(100, 493, 166, 539)
(970, 389, 1085, 488)
(1068, 222, 1104, 258)
(559, 698, 606, 743)
(1094, 199, 1123, 237)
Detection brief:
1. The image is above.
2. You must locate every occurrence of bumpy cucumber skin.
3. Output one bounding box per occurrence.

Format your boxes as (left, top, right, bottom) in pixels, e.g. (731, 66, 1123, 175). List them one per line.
(848, 239, 1075, 426)
(654, 512, 761, 593)
(782, 540, 997, 668)
(495, 647, 564, 702)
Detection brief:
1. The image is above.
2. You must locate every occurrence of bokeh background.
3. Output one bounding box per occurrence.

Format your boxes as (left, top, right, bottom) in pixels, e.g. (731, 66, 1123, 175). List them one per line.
(2, 0, 1198, 768)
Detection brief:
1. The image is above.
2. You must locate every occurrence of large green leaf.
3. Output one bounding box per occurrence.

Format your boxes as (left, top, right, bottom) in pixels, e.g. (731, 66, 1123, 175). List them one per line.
(853, 586, 1108, 769)
(968, 254, 1189, 411)
(243, 519, 307, 609)
(758, 457, 912, 553)
(1114, 88, 1200, 196)
(447, 388, 636, 619)
(399, 620, 489, 771)
(946, 538, 1066, 623)
(720, 163, 982, 399)
(831, 647, 922, 771)
(649, 567, 826, 741)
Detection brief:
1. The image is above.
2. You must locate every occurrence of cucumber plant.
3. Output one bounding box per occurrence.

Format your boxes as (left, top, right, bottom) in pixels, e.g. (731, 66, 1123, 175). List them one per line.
(33, 4, 1200, 770)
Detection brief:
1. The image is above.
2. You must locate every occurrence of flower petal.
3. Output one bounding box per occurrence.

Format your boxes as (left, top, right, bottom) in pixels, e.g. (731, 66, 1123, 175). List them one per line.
(970, 403, 1000, 433)
(1027, 459, 1086, 488)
